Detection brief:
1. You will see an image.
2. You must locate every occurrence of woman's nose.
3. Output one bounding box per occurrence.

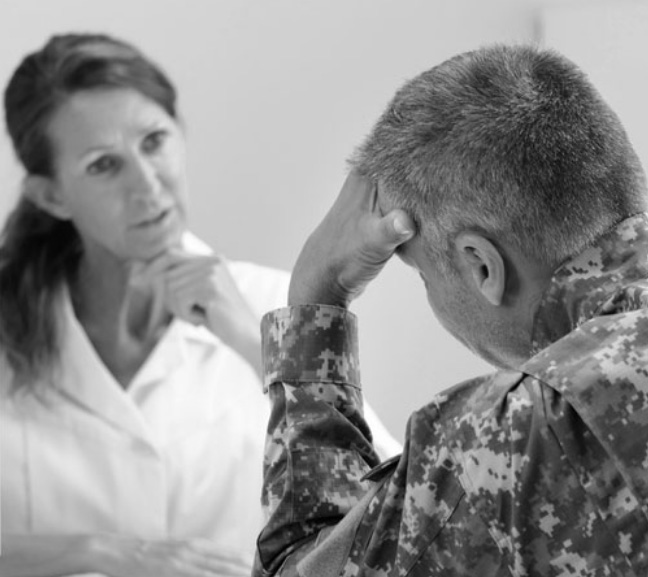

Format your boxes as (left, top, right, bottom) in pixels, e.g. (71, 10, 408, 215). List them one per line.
(128, 157, 162, 202)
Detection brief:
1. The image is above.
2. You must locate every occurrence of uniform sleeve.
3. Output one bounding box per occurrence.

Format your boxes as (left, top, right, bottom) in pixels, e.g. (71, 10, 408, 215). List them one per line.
(255, 305, 380, 575)
(224, 259, 403, 459)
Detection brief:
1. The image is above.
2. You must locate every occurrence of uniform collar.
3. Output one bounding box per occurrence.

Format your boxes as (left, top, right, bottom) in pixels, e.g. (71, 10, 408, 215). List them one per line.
(531, 213, 648, 354)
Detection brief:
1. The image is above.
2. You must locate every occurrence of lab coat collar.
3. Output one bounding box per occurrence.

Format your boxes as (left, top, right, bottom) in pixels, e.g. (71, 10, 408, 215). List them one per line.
(55, 287, 217, 444)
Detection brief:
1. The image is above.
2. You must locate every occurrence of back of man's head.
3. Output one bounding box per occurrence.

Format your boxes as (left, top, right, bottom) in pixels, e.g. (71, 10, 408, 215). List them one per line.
(352, 44, 647, 272)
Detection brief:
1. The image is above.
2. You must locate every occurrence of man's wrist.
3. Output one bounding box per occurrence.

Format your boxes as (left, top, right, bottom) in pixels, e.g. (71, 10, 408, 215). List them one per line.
(287, 275, 350, 308)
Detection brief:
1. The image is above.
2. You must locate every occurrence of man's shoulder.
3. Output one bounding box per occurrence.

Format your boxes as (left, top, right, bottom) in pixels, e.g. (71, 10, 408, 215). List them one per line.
(425, 305, 648, 447)
(414, 370, 531, 441)
(360, 371, 546, 573)
(356, 310, 648, 574)
(403, 369, 539, 480)
(525, 307, 648, 388)
(406, 368, 555, 490)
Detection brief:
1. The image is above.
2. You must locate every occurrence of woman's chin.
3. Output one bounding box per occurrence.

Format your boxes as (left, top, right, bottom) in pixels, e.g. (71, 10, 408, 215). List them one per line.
(128, 231, 185, 262)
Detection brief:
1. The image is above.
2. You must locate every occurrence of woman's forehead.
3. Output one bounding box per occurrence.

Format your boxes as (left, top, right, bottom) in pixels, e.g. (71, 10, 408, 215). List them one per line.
(47, 88, 172, 155)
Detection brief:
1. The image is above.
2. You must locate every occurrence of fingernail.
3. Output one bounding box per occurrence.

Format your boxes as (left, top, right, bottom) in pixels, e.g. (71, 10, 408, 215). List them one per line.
(393, 217, 413, 236)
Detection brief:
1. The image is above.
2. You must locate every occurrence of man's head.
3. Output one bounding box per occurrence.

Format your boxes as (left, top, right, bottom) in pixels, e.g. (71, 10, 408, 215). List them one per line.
(352, 44, 648, 367)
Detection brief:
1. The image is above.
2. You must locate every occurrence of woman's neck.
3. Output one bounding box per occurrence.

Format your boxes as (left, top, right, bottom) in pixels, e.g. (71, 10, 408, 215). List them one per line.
(69, 252, 171, 387)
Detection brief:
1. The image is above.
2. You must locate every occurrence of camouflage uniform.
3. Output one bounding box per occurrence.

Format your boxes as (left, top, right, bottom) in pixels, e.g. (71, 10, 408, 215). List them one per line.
(255, 214, 648, 577)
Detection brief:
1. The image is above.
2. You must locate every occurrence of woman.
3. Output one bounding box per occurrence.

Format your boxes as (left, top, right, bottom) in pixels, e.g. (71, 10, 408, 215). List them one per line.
(0, 34, 400, 576)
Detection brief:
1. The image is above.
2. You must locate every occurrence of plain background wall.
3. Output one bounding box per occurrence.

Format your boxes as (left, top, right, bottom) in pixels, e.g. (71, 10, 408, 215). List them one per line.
(540, 1, 648, 170)
(1, 0, 644, 439)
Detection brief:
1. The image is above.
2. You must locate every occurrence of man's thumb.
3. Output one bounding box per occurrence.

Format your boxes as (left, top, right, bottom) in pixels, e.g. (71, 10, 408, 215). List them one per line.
(382, 210, 415, 246)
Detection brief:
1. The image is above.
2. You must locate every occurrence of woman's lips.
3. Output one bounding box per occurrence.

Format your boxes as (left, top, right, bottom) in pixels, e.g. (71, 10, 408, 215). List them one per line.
(134, 208, 171, 228)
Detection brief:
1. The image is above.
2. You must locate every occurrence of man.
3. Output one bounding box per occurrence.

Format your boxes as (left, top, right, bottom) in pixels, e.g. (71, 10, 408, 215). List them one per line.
(254, 45, 648, 576)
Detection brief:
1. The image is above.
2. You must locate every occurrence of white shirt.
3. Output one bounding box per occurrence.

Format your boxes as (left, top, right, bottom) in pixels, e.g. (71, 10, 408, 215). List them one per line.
(0, 255, 400, 572)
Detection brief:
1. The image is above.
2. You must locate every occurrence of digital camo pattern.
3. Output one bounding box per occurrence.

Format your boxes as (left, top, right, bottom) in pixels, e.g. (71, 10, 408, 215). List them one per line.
(262, 304, 362, 391)
(255, 214, 648, 577)
(531, 212, 648, 352)
(258, 305, 380, 574)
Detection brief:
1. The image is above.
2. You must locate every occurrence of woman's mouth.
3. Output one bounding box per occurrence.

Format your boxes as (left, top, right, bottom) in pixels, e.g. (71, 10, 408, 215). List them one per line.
(136, 209, 171, 228)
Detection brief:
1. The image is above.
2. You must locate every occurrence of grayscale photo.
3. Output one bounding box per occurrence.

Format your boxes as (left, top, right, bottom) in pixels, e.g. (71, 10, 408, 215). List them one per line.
(1, 1, 647, 576)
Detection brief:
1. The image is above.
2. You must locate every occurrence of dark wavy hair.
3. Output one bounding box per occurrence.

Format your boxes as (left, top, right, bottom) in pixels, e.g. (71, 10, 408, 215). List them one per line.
(0, 33, 178, 389)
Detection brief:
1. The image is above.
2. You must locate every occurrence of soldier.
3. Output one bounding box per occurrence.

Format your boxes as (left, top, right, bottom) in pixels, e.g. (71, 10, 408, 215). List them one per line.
(255, 45, 648, 576)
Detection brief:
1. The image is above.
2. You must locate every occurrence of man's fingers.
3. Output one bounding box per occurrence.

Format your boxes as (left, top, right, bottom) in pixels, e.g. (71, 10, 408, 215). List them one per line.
(372, 209, 416, 255)
(289, 171, 415, 307)
(391, 211, 415, 237)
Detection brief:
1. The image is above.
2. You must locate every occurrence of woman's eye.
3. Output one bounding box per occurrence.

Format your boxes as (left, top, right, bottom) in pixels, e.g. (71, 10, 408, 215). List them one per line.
(87, 155, 119, 175)
(142, 130, 168, 154)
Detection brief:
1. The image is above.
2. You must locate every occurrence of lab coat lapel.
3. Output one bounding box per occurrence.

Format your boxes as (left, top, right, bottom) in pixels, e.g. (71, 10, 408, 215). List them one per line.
(56, 291, 155, 444)
(128, 318, 193, 393)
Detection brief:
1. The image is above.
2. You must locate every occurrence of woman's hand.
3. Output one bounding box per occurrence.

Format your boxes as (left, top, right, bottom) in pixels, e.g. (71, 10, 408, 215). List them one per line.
(133, 250, 262, 377)
(97, 536, 253, 577)
(0, 535, 252, 577)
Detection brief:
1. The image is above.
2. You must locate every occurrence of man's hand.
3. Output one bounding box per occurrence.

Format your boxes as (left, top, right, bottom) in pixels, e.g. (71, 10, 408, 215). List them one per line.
(289, 170, 415, 308)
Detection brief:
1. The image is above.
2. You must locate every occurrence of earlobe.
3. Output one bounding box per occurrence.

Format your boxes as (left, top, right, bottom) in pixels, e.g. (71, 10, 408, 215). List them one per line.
(455, 233, 506, 307)
(23, 175, 71, 220)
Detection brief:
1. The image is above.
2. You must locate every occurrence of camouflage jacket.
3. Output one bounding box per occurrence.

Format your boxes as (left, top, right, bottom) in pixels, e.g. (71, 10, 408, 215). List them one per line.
(255, 214, 648, 577)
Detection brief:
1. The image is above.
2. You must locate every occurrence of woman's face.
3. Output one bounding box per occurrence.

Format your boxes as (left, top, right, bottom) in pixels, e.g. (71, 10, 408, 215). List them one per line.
(45, 87, 188, 263)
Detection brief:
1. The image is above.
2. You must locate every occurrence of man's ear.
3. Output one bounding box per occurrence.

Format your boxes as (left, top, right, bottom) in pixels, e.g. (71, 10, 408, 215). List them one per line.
(454, 232, 506, 307)
(23, 175, 71, 220)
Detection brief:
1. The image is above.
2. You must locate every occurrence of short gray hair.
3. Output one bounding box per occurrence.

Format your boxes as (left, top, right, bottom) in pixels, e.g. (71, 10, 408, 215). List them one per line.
(351, 44, 647, 270)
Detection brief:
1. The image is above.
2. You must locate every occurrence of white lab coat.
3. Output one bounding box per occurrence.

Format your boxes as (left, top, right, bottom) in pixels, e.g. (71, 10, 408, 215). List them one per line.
(0, 247, 400, 575)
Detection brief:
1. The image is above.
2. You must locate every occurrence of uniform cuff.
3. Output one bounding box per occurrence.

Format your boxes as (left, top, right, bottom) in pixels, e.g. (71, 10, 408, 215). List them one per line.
(261, 305, 360, 391)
